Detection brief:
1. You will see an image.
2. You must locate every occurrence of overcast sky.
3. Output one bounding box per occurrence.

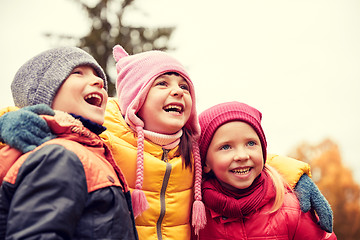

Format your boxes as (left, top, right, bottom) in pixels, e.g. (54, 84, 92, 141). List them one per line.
(1, 0, 359, 182)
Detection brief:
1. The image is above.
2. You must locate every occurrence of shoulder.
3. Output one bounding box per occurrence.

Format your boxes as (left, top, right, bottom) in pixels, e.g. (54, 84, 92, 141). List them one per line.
(0, 106, 18, 117)
(266, 154, 311, 188)
(277, 191, 334, 239)
(4, 143, 85, 185)
(103, 98, 129, 135)
(104, 98, 122, 121)
(282, 189, 302, 211)
(102, 98, 135, 146)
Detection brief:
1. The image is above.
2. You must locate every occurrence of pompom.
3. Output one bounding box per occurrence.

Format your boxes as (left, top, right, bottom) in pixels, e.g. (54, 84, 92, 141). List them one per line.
(131, 188, 149, 218)
(192, 200, 207, 235)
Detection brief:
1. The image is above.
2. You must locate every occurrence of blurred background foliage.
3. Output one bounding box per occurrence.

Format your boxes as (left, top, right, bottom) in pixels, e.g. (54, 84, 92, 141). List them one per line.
(43, 0, 360, 239)
(290, 138, 360, 240)
(44, 0, 175, 96)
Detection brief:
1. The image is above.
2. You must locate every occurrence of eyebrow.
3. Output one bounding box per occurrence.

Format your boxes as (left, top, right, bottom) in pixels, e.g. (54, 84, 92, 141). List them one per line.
(163, 72, 180, 76)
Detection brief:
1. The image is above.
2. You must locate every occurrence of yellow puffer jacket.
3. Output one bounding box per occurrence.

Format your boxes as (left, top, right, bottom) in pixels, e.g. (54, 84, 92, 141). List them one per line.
(0, 106, 18, 116)
(101, 98, 194, 240)
(267, 154, 311, 188)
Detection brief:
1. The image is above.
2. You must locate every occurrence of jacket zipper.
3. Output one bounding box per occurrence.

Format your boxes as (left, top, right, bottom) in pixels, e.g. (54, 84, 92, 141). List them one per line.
(156, 148, 172, 240)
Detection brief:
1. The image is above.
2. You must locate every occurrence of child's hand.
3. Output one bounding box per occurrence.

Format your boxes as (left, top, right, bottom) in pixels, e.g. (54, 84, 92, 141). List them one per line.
(0, 104, 55, 153)
(294, 174, 333, 233)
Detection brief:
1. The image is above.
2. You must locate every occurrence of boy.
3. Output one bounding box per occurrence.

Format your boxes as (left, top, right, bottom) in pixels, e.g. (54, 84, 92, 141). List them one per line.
(0, 47, 138, 239)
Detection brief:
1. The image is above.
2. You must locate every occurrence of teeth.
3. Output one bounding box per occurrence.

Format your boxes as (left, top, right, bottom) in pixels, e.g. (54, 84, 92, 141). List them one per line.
(84, 93, 102, 107)
(84, 93, 101, 100)
(164, 105, 183, 112)
(231, 167, 250, 175)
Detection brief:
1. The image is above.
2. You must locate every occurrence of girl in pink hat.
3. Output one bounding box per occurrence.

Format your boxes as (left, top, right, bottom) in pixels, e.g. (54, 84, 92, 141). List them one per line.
(101, 45, 206, 239)
(196, 101, 336, 239)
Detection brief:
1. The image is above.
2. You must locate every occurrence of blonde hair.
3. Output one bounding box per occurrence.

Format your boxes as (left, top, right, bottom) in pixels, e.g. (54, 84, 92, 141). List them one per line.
(264, 164, 291, 213)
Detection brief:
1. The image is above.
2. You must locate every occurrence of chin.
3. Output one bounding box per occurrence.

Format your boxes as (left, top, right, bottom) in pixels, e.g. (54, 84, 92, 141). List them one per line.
(92, 118, 105, 125)
(82, 113, 104, 125)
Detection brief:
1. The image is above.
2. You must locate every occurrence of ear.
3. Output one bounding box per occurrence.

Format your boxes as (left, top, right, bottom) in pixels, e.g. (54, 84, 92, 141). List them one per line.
(203, 162, 212, 173)
(112, 45, 129, 62)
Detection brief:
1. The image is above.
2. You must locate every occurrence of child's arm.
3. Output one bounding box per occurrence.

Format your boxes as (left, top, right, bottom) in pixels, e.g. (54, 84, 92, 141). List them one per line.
(267, 154, 311, 188)
(295, 174, 333, 233)
(267, 154, 333, 233)
(0, 104, 55, 153)
(1, 144, 88, 239)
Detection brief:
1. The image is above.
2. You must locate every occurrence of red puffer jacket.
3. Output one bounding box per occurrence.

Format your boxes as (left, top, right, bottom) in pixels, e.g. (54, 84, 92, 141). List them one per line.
(197, 186, 336, 240)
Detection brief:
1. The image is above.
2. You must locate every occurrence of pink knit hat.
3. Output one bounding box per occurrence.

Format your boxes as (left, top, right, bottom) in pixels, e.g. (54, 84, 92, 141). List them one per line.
(112, 45, 205, 234)
(198, 101, 267, 164)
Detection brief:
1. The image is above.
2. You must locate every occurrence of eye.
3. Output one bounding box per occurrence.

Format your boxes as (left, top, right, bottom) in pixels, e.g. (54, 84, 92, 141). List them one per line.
(155, 80, 167, 87)
(220, 144, 231, 150)
(71, 67, 83, 75)
(247, 141, 256, 147)
(179, 83, 190, 91)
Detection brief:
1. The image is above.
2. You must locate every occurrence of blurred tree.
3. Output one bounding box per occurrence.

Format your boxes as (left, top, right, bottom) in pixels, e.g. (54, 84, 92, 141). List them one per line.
(45, 0, 175, 96)
(290, 138, 360, 240)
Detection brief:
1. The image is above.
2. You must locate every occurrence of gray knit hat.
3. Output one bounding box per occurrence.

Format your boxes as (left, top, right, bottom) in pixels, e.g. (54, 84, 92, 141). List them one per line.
(11, 46, 107, 108)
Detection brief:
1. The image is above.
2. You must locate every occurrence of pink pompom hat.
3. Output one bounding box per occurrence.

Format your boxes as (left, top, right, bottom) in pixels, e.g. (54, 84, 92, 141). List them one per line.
(113, 45, 206, 234)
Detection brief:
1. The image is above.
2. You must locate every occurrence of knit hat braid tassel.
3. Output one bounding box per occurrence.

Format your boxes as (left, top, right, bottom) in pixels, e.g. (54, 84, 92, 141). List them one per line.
(191, 141, 207, 235)
(132, 126, 149, 218)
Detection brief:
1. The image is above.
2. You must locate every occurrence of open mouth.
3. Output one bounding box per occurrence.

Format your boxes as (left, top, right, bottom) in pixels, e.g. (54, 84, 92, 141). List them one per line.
(84, 93, 103, 107)
(163, 104, 183, 114)
(231, 167, 251, 175)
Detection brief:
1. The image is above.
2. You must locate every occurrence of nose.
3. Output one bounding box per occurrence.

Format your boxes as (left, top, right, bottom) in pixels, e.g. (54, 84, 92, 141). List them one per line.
(91, 76, 105, 89)
(233, 147, 250, 161)
(170, 85, 184, 97)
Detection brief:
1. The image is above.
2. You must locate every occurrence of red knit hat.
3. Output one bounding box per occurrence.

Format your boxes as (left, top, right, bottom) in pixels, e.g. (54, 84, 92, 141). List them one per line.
(198, 101, 267, 165)
(112, 45, 206, 234)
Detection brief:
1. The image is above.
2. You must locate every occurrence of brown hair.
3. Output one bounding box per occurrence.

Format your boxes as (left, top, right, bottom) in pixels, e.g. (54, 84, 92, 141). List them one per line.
(177, 128, 193, 168)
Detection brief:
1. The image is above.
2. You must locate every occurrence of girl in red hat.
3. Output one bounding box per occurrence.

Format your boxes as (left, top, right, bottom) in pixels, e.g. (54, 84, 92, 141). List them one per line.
(196, 101, 336, 239)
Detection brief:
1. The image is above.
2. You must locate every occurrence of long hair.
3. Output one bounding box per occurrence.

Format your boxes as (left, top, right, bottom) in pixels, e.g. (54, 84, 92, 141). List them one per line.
(264, 164, 291, 213)
(177, 128, 193, 168)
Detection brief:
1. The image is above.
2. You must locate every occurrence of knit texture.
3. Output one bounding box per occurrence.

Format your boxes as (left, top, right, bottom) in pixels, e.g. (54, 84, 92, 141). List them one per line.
(202, 172, 272, 218)
(12, 46, 107, 108)
(112, 45, 205, 233)
(198, 101, 267, 164)
(113, 45, 199, 136)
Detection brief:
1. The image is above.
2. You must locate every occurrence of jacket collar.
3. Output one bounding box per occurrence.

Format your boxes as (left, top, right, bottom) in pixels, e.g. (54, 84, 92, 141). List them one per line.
(41, 111, 104, 147)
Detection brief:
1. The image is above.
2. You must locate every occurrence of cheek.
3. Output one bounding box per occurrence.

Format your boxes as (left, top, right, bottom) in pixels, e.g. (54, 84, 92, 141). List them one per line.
(253, 151, 264, 167)
(184, 96, 193, 118)
(206, 153, 229, 173)
(102, 89, 109, 102)
(186, 95, 193, 109)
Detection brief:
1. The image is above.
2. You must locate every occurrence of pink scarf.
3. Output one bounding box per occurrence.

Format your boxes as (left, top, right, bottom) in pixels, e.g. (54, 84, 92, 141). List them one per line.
(143, 129, 183, 149)
(202, 171, 275, 218)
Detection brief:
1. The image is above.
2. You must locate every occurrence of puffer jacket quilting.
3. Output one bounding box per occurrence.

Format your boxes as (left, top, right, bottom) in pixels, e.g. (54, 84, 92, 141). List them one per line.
(101, 98, 194, 240)
(197, 189, 336, 240)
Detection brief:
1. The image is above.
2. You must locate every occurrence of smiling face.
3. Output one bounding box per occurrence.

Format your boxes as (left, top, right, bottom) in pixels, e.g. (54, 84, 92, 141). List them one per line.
(204, 121, 264, 191)
(51, 65, 108, 125)
(137, 73, 192, 134)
